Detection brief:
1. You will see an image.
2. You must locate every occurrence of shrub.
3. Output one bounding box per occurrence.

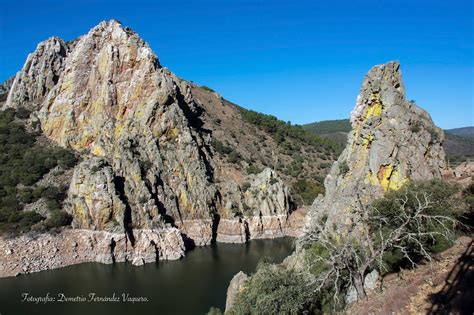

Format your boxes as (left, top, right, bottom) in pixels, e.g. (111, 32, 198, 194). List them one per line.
(201, 85, 215, 92)
(206, 307, 223, 315)
(227, 150, 242, 164)
(45, 210, 73, 228)
(228, 263, 314, 315)
(302, 179, 464, 308)
(410, 120, 422, 133)
(245, 165, 261, 175)
(211, 139, 232, 155)
(339, 160, 349, 176)
(241, 182, 251, 192)
(370, 179, 463, 273)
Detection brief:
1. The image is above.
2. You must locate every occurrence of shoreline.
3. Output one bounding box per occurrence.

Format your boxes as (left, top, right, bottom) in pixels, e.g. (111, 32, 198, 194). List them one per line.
(0, 210, 305, 278)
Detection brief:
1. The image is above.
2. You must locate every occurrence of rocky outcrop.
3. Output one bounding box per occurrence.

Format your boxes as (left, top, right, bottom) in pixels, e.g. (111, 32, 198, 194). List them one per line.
(225, 271, 249, 312)
(6, 37, 68, 110)
(306, 61, 446, 234)
(1, 20, 302, 277)
(217, 168, 295, 242)
(0, 227, 184, 278)
(66, 157, 126, 232)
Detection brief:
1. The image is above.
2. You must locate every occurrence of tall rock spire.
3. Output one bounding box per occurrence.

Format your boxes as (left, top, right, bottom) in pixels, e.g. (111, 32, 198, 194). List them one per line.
(307, 61, 446, 233)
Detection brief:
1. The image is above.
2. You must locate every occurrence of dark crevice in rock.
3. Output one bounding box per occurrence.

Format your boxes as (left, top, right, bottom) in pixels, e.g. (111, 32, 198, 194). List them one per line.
(110, 238, 116, 263)
(113, 175, 135, 246)
(243, 220, 250, 243)
(181, 233, 196, 251)
(211, 213, 220, 244)
(139, 163, 176, 227)
(175, 88, 215, 181)
(150, 240, 159, 261)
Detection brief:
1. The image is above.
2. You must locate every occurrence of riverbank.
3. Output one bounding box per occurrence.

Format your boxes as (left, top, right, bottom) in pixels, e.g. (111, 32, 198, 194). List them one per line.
(0, 209, 305, 278)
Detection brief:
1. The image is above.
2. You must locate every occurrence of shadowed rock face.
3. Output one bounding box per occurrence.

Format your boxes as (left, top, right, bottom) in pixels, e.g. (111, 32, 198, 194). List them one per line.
(3, 20, 297, 250)
(306, 61, 446, 233)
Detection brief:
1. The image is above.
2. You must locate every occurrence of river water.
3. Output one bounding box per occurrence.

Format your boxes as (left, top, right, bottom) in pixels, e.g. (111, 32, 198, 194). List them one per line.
(0, 237, 294, 315)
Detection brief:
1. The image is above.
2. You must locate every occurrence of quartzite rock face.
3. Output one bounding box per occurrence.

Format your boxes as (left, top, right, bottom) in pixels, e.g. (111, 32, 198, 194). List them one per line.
(2, 19, 297, 269)
(6, 37, 68, 110)
(225, 271, 249, 312)
(307, 61, 446, 233)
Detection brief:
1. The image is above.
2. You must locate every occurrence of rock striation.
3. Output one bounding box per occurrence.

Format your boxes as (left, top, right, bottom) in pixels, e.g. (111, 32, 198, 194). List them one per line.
(306, 61, 446, 234)
(0, 228, 185, 277)
(1, 20, 302, 276)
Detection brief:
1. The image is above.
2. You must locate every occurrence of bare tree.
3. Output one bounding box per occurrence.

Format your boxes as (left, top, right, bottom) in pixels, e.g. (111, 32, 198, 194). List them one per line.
(303, 188, 459, 305)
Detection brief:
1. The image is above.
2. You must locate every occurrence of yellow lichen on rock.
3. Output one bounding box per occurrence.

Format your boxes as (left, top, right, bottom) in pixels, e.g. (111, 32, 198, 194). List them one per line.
(60, 79, 74, 93)
(362, 133, 375, 148)
(91, 143, 105, 157)
(387, 167, 408, 190)
(114, 123, 125, 138)
(366, 170, 379, 186)
(169, 127, 179, 139)
(364, 92, 383, 121)
(375, 163, 408, 191)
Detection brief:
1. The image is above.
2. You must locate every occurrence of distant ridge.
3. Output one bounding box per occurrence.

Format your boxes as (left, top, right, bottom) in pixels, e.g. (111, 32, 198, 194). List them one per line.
(303, 119, 351, 134)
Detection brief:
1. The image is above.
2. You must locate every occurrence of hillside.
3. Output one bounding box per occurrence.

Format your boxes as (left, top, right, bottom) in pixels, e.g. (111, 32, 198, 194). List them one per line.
(303, 119, 351, 135)
(192, 88, 343, 206)
(446, 126, 474, 140)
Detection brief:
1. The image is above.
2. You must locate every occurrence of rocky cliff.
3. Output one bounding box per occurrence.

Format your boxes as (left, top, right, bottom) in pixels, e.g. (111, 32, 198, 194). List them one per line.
(306, 61, 446, 234)
(0, 20, 310, 276)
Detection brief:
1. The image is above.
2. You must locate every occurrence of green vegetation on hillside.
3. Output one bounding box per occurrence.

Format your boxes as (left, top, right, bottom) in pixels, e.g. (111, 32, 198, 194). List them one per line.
(239, 108, 344, 153)
(292, 179, 324, 205)
(0, 108, 77, 234)
(444, 132, 474, 166)
(446, 127, 474, 140)
(303, 119, 351, 135)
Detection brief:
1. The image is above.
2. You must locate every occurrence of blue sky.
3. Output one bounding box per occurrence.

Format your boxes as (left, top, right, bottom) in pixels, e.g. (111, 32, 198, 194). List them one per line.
(0, 0, 472, 128)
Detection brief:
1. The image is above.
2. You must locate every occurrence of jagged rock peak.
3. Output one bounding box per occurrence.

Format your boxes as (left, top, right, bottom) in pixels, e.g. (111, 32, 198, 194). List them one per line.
(6, 36, 68, 108)
(5, 19, 160, 110)
(84, 19, 160, 67)
(350, 61, 405, 124)
(306, 61, 446, 234)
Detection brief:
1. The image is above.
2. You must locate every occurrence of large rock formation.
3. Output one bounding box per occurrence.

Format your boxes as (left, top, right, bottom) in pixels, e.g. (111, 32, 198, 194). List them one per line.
(224, 61, 449, 312)
(1, 20, 301, 275)
(306, 61, 446, 233)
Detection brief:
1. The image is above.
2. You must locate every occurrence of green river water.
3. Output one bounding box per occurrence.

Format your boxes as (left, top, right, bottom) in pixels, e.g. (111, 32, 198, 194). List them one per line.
(0, 237, 294, 315)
